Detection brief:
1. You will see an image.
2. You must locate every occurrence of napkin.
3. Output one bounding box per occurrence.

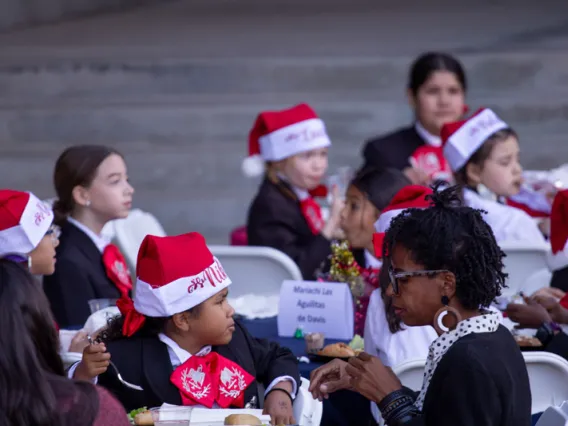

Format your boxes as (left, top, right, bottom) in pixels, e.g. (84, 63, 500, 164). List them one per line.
(158, 404, 270, 425)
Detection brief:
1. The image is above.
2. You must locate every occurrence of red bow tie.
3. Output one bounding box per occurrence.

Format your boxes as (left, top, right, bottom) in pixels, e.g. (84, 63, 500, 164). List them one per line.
(102, 244, 133, 297)
(170, 352, 254, 408)
(300, 197, 324, 235)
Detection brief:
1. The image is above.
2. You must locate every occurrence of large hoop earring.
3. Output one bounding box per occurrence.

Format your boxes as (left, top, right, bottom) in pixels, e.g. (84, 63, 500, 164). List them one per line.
(433, 296, 462, 334)
(27, 256, 33, 271)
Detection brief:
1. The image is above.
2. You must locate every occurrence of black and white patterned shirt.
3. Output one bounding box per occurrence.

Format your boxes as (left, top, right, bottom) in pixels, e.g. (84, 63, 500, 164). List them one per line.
(414, 312, 501, 410)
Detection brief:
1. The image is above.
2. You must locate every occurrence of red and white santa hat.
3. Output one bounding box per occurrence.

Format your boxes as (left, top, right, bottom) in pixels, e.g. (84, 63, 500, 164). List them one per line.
(133, 232, 232, 317)
(372, 185, 433, 258)
(0, 189, 54, 258)
(242, 103, 332, 177)
(441, 108, 509, 172)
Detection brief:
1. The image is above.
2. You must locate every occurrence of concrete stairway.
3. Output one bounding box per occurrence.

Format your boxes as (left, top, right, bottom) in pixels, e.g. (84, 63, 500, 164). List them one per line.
(1, 0, 567, 242)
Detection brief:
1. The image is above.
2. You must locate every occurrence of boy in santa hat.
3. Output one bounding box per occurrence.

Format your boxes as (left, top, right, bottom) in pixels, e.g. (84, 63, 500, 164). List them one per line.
(441, 107, 546, 244)
(245, 103, 344, 280)
(73, 232, 299, 425)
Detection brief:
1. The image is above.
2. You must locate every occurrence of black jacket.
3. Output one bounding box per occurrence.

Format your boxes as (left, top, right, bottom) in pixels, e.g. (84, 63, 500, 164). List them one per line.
(403, 325, 531, 426)
(247, 177, 331, 280)
(43, 220, 121, 329)
(98, 320, 300, 412)
(362, 126, 425, 171)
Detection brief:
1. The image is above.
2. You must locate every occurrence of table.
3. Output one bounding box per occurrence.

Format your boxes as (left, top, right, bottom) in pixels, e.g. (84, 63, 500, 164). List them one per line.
(240, 316, 376, 426)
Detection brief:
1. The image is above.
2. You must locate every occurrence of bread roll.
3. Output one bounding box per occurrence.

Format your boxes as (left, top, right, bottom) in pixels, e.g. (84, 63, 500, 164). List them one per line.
(224, 413, 262, 425)
(318, 342, 355, 358)
(134, 411, 154, 425)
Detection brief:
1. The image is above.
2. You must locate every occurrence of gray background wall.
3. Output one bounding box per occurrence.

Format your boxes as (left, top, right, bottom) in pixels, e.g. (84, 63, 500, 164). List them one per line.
(1, 0, 568, 243)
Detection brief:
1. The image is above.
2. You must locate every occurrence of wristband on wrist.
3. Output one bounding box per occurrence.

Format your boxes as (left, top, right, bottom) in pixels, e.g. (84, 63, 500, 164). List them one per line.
(264, 388, 294, 405)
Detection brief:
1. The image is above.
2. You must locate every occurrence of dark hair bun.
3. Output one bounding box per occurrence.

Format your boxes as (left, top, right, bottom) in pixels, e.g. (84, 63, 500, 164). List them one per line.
(426, 182, 464, 209)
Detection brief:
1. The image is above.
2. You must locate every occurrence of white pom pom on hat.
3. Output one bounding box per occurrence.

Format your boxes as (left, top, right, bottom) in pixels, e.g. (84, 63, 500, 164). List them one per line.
(242, 103, 331, 178)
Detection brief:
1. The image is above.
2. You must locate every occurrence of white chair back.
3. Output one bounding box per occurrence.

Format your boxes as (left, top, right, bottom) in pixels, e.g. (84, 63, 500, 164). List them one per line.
(293, 377, 323, 426)
(524, 352, 568, 414)
(499, 241, 550, 297)
(392, 358, 427, 391)
(535, 402, 568, 426)
(113, 209, 167, 271)
(209, 245, 302, 313)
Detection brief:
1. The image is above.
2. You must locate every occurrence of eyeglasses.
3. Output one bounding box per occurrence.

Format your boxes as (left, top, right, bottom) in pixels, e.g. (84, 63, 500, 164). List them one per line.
(388, 267, 449, 295)
(45, 225, 61, 243)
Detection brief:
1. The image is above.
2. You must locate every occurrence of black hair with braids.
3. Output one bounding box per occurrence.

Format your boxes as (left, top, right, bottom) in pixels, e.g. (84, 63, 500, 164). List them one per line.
(383, 183, 507, 309)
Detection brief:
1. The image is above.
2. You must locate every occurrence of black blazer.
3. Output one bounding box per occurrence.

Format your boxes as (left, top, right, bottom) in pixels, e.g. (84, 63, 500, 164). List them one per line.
(98, 320, 301, 412)
(362, 126, 425, 171)
(247, 177, 331, 280)
(43, 220, 121, 329)
(404, 325, 531, 426)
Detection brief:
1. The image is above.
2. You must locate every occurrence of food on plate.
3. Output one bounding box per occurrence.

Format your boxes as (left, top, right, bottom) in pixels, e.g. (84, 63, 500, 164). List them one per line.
(348, 334, 364, 351)
(128, 407, 150, 425)
(133, 409, 153, 426)
(224, 413, 263, 425)
(317, 342, 356, 358)
(514, 335, 542, 347)
(304, 332, 325, 353)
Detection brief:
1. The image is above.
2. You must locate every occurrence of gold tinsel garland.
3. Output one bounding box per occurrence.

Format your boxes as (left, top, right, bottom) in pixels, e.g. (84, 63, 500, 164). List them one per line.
(328, 240, 365, 303)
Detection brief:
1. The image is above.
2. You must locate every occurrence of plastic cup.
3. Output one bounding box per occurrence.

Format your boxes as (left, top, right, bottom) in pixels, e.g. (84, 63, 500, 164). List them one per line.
(87, 298, 117, 314)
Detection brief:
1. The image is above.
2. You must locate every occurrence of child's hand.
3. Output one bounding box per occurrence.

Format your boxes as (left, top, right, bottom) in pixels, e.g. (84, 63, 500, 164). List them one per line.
(263, 387, 296, 425)
(68, 330, 89, 353)
(74, 342, 111, 381)
(322, 185, 345, 240)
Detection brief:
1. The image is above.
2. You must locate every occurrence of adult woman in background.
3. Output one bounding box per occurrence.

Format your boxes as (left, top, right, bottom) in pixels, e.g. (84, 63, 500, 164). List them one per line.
(310, 185, 531, 426)
(362, 52, 467, 185)
(0, 259, 130, 426)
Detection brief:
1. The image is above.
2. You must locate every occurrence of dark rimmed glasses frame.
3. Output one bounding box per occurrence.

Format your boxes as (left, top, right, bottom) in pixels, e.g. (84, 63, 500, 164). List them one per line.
(388, 268, 449, 295)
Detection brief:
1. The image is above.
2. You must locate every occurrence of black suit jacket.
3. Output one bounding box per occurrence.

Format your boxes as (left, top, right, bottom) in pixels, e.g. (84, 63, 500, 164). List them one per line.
(43, 220, 121, 329)
(98, 320, 300, 412)
(362, 126, 425, 171)
(247, 177, 331, 280)
(404, 326, 531, 426)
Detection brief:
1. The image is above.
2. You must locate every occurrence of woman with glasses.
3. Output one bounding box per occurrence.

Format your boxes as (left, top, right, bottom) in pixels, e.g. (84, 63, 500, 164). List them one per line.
(310, 184, 531, 426)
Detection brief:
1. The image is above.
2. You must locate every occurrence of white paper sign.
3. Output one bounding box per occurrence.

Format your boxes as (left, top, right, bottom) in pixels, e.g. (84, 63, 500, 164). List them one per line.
(277, 280, 354, 340)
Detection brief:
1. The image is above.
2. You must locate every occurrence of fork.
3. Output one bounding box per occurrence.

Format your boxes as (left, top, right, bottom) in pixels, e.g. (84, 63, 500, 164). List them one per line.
(87, 335, 144, 391)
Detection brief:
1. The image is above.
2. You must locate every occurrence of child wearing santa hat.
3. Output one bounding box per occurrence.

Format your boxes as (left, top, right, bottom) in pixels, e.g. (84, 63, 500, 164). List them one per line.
(441, 108, 546, 244)
(73, 232, 299, 425)
(44, 145, 135, 329)
(245, 103, 344, 279)
(0, 189, 59, 275)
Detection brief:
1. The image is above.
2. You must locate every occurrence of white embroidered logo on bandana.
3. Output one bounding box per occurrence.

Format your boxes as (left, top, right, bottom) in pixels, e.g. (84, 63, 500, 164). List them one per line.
(219, 367, 248, 399)
(414, 312, 500, 411)
(181, 365, 211, 400)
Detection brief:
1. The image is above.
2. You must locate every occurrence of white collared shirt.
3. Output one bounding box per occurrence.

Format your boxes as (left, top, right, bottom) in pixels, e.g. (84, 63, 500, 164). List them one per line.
(67, 217, 111, 253)
(463, 189, 547, 245)
(364, 250, 382, 269)
(415, 122, 442, 147)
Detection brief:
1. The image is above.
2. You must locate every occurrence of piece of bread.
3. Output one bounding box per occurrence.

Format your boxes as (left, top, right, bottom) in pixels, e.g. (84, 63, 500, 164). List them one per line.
(318, 342, 355, 358)
(134, 411, 154, 425)
(514, 336, 542, 347)
(224, 413, 262, 425)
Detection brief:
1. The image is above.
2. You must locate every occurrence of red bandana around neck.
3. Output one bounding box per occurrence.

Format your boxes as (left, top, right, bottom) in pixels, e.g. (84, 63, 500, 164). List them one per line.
(170, 353, 254, 408)
(102, 244, 133, 297)
(300, 197, 324, 235)
(410, 145, 452, 182)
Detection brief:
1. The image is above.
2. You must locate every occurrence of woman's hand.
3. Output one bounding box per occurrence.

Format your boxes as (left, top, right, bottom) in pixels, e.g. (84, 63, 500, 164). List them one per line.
(506, 297, 552, 328)
(322, 185, 345, 240)
(345, 352, 402, 403)
(263, 385, 296, 426)
(533, 295, 568, 324)
(309, 358, 351, 401)
(531, 287, 565, 300)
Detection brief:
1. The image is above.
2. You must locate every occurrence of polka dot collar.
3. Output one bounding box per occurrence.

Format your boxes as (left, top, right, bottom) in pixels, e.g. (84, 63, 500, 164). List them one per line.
(414, 312, 500, 410)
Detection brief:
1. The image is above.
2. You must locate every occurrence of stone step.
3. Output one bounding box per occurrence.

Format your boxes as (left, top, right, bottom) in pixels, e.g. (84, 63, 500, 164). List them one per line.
(2, 52, 568, 104)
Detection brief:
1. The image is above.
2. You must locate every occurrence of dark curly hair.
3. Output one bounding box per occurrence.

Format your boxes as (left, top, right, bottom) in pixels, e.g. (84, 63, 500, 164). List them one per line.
(383, 183, 507, 310)
(98, 304, 202, 344)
